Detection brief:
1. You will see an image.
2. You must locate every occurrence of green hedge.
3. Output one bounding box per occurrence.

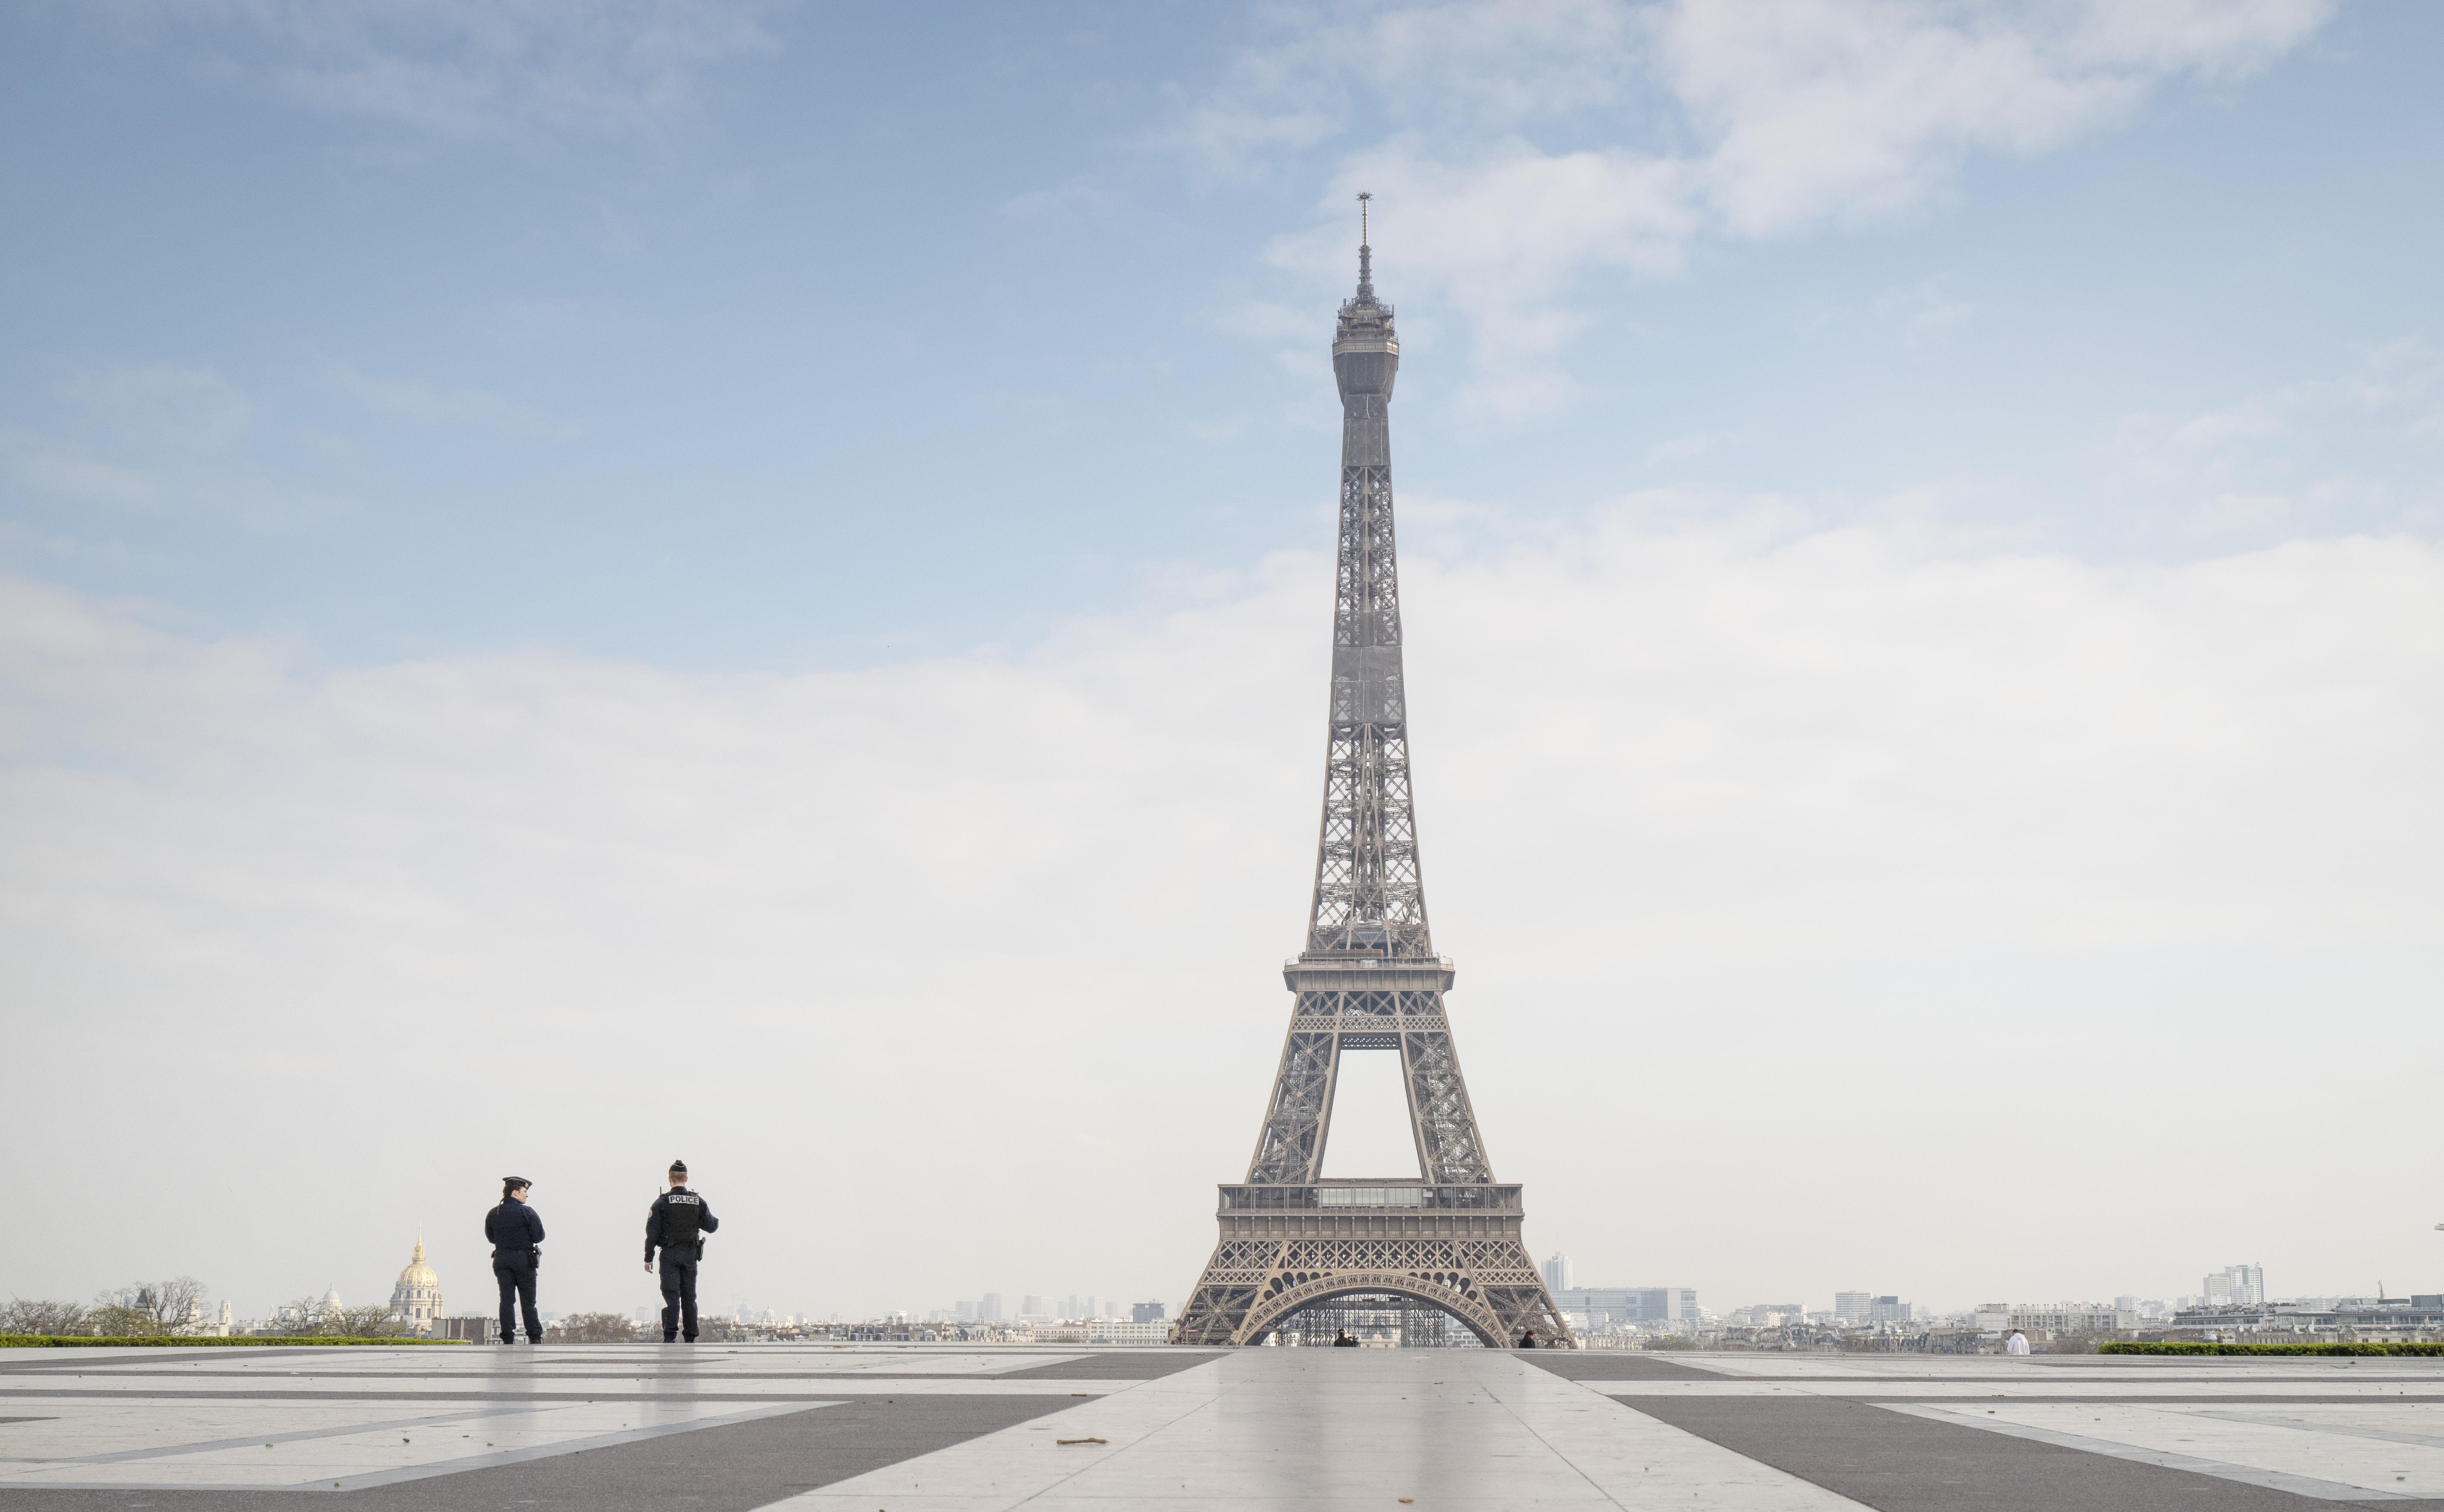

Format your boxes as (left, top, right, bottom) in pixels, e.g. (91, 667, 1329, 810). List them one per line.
(0, 1334, 466, 1348)
(2101, 1341, 2444, 1356)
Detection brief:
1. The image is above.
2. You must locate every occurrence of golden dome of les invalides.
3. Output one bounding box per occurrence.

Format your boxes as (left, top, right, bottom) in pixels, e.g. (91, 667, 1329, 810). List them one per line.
(387, 1230, 444, 1331)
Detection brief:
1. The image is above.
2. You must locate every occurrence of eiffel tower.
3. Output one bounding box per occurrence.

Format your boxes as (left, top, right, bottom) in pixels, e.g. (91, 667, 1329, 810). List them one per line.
(1171, 199, 1572, 1350)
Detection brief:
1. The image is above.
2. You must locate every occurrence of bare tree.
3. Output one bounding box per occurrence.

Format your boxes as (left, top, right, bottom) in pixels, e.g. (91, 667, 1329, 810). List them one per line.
(256, 1297, 406, 1337)
(257, 1295, 332, 1335)
(0, 1298, 90, 1335)
(547, 1312, 639, 1343)
(327, 1305, 410, 1338)
(93, 1279, 210, 1335)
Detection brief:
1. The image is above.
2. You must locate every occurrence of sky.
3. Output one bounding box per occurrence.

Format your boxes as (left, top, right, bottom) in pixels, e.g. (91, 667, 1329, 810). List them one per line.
(2, 0, 2440, 1329)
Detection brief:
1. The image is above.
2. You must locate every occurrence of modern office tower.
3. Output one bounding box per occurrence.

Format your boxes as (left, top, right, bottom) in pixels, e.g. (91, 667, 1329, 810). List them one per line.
(2204, 1264, 2265, 1307)
(1543, 1254, 1573, 1294)
(1556, 1288, 1698, 1327)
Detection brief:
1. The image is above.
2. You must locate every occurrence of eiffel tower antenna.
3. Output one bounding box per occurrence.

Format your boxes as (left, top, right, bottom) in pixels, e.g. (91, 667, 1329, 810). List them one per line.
(1172, 211, 1572, 1351)
(1356, 191, 1373, 299)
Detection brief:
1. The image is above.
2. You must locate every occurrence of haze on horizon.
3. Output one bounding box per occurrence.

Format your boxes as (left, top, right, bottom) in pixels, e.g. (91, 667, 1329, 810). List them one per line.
(3, 0, 2439, 1328)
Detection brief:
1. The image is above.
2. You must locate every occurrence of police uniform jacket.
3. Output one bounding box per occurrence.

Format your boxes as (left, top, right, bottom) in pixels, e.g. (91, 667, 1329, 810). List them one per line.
(646, 1188, 719, 1261)
(485, 1200, 545, 1255)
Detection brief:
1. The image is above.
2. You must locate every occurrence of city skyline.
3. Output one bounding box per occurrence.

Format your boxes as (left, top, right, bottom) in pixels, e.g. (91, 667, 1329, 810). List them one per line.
(103, 1243, 2360, 1346)
(4, 2, 2441, 1321)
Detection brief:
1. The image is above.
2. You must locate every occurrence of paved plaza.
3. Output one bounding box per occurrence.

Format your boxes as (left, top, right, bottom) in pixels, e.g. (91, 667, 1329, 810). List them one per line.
(6, 1343, 2444, 1509)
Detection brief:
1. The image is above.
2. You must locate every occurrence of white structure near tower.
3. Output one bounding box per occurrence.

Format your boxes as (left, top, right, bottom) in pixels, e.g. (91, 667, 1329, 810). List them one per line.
(387, 1231, 445, 1334)
(2204, 1264, 2265, 1308)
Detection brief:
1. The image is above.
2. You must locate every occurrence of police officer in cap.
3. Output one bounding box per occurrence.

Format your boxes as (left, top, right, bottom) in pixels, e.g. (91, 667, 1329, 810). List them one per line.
(644, 1161, 719, 1343)
(484, 1177, 546, 1344)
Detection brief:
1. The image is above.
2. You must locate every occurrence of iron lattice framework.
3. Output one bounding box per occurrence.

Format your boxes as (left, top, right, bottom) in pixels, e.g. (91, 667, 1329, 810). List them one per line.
(1174, 204, 1572, 1350)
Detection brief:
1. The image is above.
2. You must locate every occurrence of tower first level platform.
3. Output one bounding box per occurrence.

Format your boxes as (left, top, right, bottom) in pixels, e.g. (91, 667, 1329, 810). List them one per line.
(1174, 1178, 1563, 1348)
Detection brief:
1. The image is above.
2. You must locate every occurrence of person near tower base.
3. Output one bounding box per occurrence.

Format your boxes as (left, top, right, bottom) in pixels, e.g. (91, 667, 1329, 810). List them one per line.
(484, 1177, 545, 1344)
(644, 1160, 719, 1342)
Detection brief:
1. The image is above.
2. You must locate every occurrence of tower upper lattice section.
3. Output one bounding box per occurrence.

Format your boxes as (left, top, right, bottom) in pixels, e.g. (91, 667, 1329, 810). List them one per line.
(1306, 216, 1431, 960)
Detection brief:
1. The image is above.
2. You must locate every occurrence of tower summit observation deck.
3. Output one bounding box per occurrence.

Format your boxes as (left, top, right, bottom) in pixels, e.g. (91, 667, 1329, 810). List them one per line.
(1173, 198, 1572, 1349)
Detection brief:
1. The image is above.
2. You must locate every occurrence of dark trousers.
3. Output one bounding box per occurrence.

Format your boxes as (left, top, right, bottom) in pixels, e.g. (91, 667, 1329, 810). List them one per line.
(658, 1250, 700, 1341)
(493, 1251, 542, 1343)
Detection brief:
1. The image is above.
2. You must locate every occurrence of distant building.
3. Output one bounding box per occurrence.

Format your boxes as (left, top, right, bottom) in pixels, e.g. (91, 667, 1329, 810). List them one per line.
(1021, 1294, 1050, 1320)
(1723, 1302, 1803, 1327)
(980, 1293, 1004, 1322)
(1823, 1293, 1914, 1328)
(1556, 1287, 1697, 1327)
(2204, 1264, 2265, 1308)
(387, 1231, 445, 1334)
(1132, 1300, 1168, 1324)
(2172, 1296, 2444, 1340)
(1542, 1254, 1572, 1293)
(2008, 1303, 2129, 1335)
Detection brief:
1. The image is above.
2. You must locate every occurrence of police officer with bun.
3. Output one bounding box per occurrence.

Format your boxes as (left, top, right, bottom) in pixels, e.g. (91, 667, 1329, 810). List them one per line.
(484, 1177, 546, 1344)
(644, 1161, 719, 1343)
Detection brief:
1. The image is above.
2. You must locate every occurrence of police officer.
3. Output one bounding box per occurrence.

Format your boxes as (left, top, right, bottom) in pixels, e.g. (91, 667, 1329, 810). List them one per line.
(644, 1161, 719, 1343)
(484, 1177, 546, 1344)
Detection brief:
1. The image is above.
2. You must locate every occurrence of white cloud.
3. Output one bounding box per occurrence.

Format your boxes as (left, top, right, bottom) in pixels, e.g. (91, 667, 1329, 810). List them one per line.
(1201, 0, 2336, 411)
(144, 0, 781, 142)
(1649, 429, 1732, 462)
(0, 363, 346, 525)
(1660, 0, 2329, 235)
(1001, 180, 1129, 220)
(2125, 334, 2444, 538)
(3, 509, 2438, 1315)
(317, 360, 578, 438)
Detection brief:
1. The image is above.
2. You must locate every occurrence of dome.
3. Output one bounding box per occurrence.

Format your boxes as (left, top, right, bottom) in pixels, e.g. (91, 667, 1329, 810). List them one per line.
(396, 1235, 438, 1289)
(388, 1229, 445, 1331)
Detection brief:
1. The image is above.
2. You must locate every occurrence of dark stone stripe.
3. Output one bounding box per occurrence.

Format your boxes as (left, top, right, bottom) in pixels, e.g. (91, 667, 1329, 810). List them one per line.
(0, 1388, 1049, 1403)
(2, 1369, 1139, 1383)
(1521, 1353, 1727, 1381)
(0, 1395, 1069, 1511)
(997, 1351, 1220, 1380)
(1618, 1394, 2427, 1510)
